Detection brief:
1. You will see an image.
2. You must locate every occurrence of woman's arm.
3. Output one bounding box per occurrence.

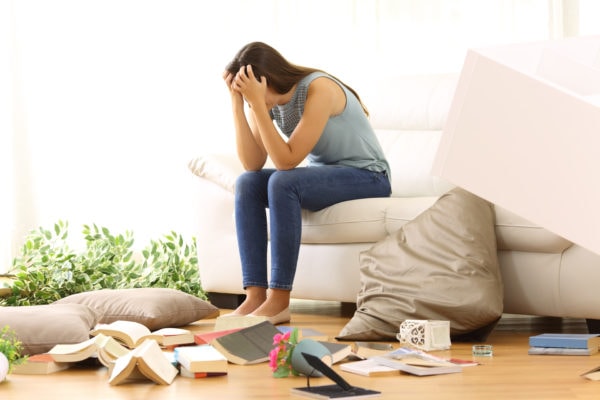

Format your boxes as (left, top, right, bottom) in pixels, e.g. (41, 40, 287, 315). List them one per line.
(223, 71, 267, 171)
(234, 66, 341, 170)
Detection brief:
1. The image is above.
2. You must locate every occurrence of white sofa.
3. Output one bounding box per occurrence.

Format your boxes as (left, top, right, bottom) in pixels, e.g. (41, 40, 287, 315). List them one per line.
(189, 73, 600, 328)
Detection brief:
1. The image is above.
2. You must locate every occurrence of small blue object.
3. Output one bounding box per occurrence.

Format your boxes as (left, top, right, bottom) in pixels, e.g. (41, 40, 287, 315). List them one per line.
(528, 333, 600, 349)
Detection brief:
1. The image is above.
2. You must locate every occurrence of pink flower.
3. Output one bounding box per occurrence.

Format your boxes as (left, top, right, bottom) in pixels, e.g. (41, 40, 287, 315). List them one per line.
(273, 333, 284, 345)
(269, 328, 299, 378)
(268, 348, 279, 371)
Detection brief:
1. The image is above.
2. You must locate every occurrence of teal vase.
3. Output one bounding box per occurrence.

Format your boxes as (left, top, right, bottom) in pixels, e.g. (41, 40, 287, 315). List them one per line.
(290, 339, 333, 377)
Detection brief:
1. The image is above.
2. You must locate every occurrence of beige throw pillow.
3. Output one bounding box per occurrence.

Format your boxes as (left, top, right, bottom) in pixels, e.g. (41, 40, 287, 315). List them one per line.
(0, 303, 98, 355)
(54, 288, 219, 331)
(337, 187, 503, 341)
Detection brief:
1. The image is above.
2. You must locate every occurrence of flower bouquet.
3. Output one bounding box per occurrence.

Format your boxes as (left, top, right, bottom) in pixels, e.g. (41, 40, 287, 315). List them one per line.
(269, 328, 300, 378)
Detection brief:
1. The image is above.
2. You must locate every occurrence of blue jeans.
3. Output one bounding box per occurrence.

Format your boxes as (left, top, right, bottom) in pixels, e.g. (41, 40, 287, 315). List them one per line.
(234, 165, 391, 291)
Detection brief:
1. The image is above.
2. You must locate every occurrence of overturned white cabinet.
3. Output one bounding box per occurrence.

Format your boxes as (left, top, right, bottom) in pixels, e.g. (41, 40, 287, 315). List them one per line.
(432, 36, 600, 255)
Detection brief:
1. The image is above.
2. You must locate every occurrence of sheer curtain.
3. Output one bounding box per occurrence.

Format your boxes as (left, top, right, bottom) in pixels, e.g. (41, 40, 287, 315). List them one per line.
(1, 1, 15, 272)
(2, 0, 598, 273)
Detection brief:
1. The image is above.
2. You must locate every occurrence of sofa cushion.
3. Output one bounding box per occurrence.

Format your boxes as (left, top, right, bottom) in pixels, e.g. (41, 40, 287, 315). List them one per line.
(337, 187, 503, 341)
(375, 130, 454, 197)
(300, 197, 436, 244)
(188, 153, 242, 193)
(0, 304, 98, 355)
(493, 205, 573, 253)
(54, 288, 219, 331)
(300, 195, 572, 253)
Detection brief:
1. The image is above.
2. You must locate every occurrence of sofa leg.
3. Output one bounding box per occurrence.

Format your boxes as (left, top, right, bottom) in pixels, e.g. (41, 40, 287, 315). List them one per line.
(341, 302, 357, 317)
(207, 292, 246, 310)
(586, 319, 600, 334)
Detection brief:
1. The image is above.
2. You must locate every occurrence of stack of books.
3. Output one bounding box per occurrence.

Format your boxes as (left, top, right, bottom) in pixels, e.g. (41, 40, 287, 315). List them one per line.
(528, 333, 600, 355)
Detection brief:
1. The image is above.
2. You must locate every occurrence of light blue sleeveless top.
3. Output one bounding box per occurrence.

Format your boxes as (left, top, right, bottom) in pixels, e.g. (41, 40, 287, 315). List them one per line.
(270, 72, 391, 179)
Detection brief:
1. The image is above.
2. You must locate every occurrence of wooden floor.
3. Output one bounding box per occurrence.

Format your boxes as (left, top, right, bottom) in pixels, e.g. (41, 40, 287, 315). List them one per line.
(3, 300, 600, 400)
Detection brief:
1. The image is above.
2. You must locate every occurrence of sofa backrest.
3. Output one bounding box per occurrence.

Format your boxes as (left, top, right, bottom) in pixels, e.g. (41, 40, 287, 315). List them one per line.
(360, 74, 459, 197)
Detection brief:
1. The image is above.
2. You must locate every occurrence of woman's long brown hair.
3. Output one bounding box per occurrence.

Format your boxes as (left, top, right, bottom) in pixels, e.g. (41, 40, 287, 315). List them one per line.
(225, 42, 369, 116)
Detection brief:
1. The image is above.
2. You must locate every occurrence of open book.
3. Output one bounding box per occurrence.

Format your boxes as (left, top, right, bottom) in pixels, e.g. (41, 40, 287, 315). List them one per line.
(371, 347, 463, 376)
(91, 320, 194, 348)
(319, 341, 355, 364)
(209, 320, 281, 365)
(48, 333, 130, 367)
(108, 339, 179, 385)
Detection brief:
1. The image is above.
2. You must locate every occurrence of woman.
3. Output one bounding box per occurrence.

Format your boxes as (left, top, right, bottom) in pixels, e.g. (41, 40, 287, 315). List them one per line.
(222, 42, 391, 324)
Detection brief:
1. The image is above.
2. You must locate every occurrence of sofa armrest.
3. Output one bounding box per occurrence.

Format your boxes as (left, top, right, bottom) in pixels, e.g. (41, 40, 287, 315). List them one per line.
(188, 153, 243, 193)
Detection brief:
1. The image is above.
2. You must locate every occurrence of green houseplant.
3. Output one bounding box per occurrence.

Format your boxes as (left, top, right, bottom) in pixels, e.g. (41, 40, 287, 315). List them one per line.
(1, 220, 205, 306)
(0, 326, 26, 380)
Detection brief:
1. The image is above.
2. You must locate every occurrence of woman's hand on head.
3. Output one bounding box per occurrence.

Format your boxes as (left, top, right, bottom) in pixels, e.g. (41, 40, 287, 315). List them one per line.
(232, 65, 267, 109)
(223, 70, 244, 106)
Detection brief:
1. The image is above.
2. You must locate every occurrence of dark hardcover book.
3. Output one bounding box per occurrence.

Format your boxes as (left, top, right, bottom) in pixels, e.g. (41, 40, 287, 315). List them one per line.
(210, 321, 281, 365)
(528, 333, 600, 351)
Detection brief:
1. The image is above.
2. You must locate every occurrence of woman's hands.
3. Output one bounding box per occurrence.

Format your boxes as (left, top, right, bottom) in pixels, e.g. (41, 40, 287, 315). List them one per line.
(223, 65, 267, 110)
(222, 70, 244, 108)
(223, 66, 269, 171)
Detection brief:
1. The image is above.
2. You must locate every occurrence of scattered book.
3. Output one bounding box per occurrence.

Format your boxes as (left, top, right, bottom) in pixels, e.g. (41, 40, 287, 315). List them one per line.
(319, 341, 355, 364)
(11, 353, 70, 375)
(340, 358, 400, 377)
(179, 364, 227, 379)
(291, 352, 381, 399)
(174, 345, 228, 373)
(372, 348, 462, 376)
(48, 335, 104, 363)
(209, 320, 281, 365)
(352, 342, 394, 359)
(278, 326, 329, 341)
(581, 365, 600, 380)
(528, 346, 595, 356)
(213, 314, 272, 331)
(108, 339, 179, 386)
(528, 333, 600, 353)
(372, 355, 462, 377)
(91, 320, 195, 348)
(445, 357, 480, 367)
(47, 333, 130, 367)
(95, 335, 132, 367)
(194, 328, 243, 345)
(160, 350, 178, 368)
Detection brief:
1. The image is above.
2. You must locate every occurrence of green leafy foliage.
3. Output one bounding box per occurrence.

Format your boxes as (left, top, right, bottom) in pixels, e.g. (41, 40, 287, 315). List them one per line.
(0, 326, 27, 372)
(1, 221, 205, 306)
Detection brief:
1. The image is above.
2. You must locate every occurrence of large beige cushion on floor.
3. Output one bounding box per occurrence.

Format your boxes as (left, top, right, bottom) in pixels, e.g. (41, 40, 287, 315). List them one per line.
(54, 288, 219, 330)
(0, 304, 98, 355)
(337, 187, 503, 341)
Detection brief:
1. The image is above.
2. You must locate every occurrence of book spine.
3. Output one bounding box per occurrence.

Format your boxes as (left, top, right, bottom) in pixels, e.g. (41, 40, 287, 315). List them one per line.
(528, 347, 592, 355)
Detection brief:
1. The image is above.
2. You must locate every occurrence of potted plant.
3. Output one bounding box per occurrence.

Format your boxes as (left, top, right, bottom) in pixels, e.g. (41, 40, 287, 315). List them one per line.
(0, 326, 26, 381)
(1, 221, 205, 306)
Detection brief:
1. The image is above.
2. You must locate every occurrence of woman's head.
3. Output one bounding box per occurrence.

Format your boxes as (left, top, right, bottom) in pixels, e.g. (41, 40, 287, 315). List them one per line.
(226, 42, 369, 115)
(225, 42, 315, 95)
